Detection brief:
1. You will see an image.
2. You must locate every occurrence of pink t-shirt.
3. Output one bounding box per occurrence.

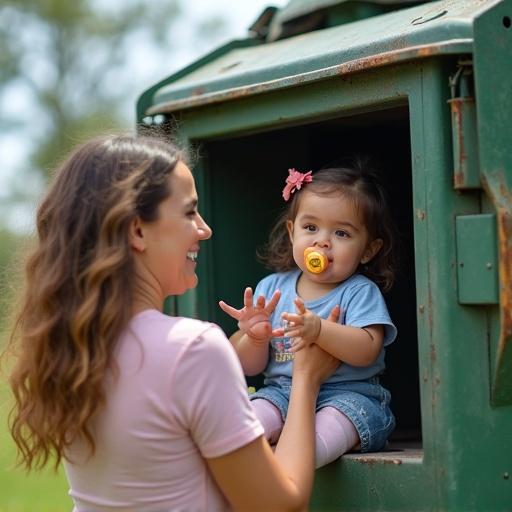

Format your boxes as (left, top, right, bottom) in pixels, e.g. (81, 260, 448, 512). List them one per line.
(64, 309, 263, 511)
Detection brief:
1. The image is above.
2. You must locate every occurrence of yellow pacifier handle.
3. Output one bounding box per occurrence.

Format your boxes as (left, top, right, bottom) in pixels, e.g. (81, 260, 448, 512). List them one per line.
(304, 247, 328, 274)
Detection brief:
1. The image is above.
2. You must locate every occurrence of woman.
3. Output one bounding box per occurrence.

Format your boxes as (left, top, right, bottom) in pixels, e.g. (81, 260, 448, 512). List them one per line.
(6, 134, 338, 511)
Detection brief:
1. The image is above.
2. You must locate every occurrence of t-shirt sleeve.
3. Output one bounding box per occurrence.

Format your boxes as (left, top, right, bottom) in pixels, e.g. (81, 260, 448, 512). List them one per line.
(344, 282, 397, 346)
(253, 274, 277, 302)
(170, 325, 264, 458)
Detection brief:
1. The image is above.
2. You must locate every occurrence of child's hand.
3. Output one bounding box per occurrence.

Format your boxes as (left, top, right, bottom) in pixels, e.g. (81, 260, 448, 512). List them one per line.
(282, 299, 341, 352)
(219, 287, 281, 342)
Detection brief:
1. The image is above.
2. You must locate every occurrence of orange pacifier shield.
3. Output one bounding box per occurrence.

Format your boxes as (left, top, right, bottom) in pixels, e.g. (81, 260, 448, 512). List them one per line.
(304, 247, 328, 274)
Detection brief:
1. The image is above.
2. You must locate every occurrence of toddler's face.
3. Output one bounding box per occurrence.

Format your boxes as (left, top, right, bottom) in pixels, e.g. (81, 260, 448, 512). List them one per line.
(286, 191, 382, 286)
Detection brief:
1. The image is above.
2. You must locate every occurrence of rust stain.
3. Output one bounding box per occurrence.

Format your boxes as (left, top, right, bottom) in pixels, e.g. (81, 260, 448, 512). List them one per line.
(498, 207, 512, 337)
(146, 40, 473, 116)
(430, 344, 437, 364)
(192, 87, 206, 97)
(356, 457, 403, 465)
(449, 98, 466, 189)
(453, 171, 465, 188)
(481, 170, 512, 402)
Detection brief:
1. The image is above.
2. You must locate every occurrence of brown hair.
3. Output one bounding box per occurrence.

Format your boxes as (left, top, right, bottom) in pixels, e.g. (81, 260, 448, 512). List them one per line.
(259, 162, 398, 292)
(5, 134, 183, 470)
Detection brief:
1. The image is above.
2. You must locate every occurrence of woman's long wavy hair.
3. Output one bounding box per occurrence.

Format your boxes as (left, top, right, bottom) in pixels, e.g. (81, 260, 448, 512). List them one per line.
(5, 134, 183, 471)
(259, 161, 398, 292)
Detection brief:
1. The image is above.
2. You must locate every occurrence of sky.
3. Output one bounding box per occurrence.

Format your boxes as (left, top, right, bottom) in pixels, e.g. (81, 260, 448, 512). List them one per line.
(0, 0, 288, 233)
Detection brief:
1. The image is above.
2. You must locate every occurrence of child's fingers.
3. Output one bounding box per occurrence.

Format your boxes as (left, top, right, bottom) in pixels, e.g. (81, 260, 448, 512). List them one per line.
(282, 312, 303, 324)
(243, 287, 254, 308)
(218, 301, 241, 319)
(290, 338, 306, 353)
(265, 290, 281, 314)
(284, 328, 302, 339)
(256, 295, 266, 309)
(327, 305, 341, 323)
(293, 297, 306, 314)
(272, 327, 285, 338)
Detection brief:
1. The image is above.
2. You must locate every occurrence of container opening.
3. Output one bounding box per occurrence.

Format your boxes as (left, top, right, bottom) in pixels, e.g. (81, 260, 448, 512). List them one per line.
(198, 105, 421, 448)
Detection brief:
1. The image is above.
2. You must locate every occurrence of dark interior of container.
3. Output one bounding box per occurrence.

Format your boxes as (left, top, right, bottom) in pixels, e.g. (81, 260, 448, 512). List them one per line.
(197, 106, 421, 445)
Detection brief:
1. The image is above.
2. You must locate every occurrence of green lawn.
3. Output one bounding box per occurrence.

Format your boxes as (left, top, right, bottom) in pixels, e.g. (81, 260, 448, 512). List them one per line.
(0, 232, 72, 511)
(0, 357, 72, 512)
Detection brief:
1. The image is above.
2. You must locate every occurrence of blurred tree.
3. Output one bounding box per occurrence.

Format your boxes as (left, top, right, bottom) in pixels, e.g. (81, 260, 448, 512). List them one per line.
(0, 0, 227, 177)
(0, 228, 25, 334)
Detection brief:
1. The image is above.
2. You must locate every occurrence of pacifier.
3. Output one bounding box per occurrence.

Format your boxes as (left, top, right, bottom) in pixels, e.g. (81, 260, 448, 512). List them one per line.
(304, 247, 329, 274)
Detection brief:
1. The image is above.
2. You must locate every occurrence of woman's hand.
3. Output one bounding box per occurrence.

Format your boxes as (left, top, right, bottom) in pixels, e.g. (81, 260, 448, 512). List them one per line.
(219, 288, 281, 342)
(292, 342, 340, 389)
(281, 298, 340, 352)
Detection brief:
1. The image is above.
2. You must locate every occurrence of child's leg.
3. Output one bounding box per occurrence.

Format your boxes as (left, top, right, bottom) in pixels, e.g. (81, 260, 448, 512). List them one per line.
(315, 406, 359, 468)
(251, 399, 284, 445)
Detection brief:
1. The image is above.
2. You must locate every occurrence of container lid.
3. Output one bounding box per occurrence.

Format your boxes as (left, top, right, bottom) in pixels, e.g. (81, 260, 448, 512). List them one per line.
(138, 0, 494, 118)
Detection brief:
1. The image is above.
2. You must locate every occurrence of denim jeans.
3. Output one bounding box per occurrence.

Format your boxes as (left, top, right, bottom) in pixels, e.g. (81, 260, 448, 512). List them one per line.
(250, 376, 395, 452)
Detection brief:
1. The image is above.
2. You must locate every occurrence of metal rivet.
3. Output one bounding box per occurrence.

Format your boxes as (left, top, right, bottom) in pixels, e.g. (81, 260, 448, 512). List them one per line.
(419, 305, 425, 313)
(486, 262, 493, 269)
(416, 209, 426, 221)
(503, 472, 510, 480)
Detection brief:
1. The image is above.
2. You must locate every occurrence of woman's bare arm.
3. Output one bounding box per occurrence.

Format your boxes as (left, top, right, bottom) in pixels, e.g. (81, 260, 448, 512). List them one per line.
(206, 343, 338, 511)
(229, 329, 270, 376)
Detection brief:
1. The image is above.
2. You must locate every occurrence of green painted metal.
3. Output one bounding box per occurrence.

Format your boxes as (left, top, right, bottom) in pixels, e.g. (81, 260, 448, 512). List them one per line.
(266, 0, 428, 40)
(135, 38, 261, 123)
(448, 65, 480, 189)
(140, 1, 485, 118)
(456, 214, 498, 304)
(473, 0, 512, 406)
(136, 0, 512, 508)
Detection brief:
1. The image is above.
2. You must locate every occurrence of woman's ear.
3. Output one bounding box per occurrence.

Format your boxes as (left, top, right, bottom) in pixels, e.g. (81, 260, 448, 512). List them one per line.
(361, 238, 383, 264)
(129, 216, 146, 253)
(286, 220, 294, 244)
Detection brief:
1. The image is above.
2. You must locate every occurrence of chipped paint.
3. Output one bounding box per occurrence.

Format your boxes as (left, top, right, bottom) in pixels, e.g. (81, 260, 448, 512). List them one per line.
(449, 95, 480, 189)
(146, 40, 472, 115)
(481, 170, 512, 404)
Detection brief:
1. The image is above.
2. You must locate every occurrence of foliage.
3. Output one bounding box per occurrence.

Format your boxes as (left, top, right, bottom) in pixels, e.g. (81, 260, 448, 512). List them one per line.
(0, 229, 25, 332)
(0, 224, 70, 512)
(0, 0, 176, 174)
(0, 2, 229, 507)
(0, 231, 69, 512)
(0, 0, 226, 178)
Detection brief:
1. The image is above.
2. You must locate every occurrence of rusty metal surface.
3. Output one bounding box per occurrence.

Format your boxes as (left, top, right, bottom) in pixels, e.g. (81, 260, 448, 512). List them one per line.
(473, 0, 512, 406)
(344, 447, 423, 464)
(482, 171, 512, 353)
(144, 0, 499, 116)
(449, 96, 480, 189)
(146, 40, 470, 115)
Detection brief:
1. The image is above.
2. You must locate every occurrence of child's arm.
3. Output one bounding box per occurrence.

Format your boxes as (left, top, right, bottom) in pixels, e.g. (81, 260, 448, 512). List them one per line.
(228, 329, 271, 376)
(282, 298, 384, 367)
(219, 287, 281, 376)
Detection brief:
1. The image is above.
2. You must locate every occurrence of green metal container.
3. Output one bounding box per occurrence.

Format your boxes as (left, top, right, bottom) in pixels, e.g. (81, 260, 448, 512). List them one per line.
(136, 0, 512, 509)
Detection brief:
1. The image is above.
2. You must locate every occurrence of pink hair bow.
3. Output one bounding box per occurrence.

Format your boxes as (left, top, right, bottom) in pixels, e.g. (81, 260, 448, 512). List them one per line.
(282, 168, 313, 201)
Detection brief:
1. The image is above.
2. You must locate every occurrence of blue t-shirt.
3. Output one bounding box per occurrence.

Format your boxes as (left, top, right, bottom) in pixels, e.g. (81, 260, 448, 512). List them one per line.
(254, 269, 397, 384)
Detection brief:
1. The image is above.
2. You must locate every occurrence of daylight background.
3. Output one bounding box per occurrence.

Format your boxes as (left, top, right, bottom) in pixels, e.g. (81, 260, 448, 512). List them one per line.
(0, 1, 286, 509)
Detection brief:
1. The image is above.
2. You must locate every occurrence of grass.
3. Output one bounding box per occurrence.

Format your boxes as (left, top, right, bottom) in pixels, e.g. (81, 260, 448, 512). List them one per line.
(0, 379, 72, 512)
(0, 231, 72, 512)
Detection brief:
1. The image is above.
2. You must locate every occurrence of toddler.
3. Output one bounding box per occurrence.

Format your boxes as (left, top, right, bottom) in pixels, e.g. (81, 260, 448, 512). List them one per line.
(220, 163, 397, 467)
